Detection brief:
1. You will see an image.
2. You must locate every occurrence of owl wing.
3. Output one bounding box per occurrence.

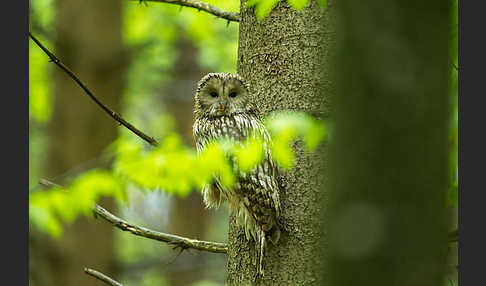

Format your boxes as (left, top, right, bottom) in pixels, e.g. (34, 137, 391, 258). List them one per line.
(229, 118, 281, 243)
(194, 118, 226, 209)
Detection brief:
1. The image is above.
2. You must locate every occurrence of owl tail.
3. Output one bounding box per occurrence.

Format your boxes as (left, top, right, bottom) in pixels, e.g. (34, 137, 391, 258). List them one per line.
(255, 220, 281, 277)
(256, 228, 266, 277)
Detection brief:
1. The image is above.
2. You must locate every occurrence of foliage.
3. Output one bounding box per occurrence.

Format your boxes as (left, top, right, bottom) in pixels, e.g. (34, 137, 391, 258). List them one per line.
(265, 112, 326, 168)
(246, 0, 327, 20)
(29, 0, 55, 123)
(29, 170, 126, 237)
(29, 111, 326, 237)
(29, 39, 52, 123)
(120, 1, 240, 140)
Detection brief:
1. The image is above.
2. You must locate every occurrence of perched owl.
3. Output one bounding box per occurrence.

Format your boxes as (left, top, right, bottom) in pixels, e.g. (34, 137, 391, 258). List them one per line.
(193, 73, 281, 276)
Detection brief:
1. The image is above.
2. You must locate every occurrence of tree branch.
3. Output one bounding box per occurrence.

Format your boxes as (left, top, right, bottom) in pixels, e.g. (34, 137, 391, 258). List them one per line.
(37, 178, 228, 253)
(38, 178, 457, 246)
(29, 32, 158, 147)
(94, 204, 228, 253)
(137, 0, 240, 23)
(84, 268, 123, 286)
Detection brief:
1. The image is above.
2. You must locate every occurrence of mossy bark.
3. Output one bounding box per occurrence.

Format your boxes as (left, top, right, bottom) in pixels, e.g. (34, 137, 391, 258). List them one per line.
(227, 1, 335, 284)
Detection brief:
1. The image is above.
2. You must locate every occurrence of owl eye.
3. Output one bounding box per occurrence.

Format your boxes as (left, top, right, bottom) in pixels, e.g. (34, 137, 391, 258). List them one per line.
(229, 92, 237, 98)
(210, 91, 218, 98)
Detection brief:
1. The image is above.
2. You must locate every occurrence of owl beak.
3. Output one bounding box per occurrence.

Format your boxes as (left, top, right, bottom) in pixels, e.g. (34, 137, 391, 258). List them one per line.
(219, 99, 229, 113)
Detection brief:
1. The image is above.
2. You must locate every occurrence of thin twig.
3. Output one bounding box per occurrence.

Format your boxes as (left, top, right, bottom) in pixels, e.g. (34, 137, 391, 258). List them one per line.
(84, 268, 123, 286)
(39, 178, 62, 188)
(136, 0, 240, 22)
(94, 204, 228, 253)
(28, 32, 158, 146)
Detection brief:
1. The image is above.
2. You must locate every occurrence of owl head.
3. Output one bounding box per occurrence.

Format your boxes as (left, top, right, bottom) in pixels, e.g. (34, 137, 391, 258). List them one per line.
(194, 73, 256, 119)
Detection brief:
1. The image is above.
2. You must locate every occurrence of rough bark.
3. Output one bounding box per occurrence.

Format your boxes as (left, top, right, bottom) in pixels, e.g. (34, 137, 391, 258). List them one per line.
(227, 1, 334, 284)
(29, 0, 125, 285)
(326, 1, 451, 286)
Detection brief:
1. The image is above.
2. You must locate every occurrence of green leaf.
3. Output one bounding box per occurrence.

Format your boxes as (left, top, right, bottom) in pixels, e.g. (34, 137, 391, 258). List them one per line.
(304, 119, 326, 151)
(29, 40, 52, 123)
(235, 136, 265, 172)
(246, 0, 280, 20)
(29, 111, 326, 237)
(287, 0, 310, 11)
(271, 140, 295, 169)
(29, 204, 63, 238)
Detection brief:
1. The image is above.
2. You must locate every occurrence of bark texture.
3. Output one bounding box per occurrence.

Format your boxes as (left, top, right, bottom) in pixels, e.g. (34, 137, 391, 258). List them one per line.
(29, 0, 125, 285)
(327, 0, 451, 286)
(227, 1, 335, 284)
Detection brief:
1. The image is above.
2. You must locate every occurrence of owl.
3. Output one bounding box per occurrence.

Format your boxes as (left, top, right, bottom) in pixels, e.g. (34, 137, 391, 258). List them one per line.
(193, 73, 281, 276)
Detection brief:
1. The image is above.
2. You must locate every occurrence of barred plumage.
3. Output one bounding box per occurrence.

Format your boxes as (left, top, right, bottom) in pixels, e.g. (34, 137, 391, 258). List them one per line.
(193, 73, 281, 276)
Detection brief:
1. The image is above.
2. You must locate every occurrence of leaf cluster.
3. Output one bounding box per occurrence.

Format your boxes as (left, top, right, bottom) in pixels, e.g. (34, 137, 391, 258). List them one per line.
(29, 111, 326, 237)
(246, 0, 327, 20)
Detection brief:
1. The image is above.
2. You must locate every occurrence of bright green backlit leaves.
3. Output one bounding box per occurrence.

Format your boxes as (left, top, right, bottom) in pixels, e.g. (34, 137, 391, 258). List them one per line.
(246, 0, 327, 20)
(30, 112, 326, 237)
(113, 133, 220, 197)
(29, 0, 55, 123)
(265, 111, 326, 169)
(287, 0, 310, 11)
(29, 39, 52, 123)
(247, 0, 280, 20)
(113, 134, 236, 196)
(114, 111, 325, 190)
(234, 136, 265, 173)
(29, 170, 125, 237)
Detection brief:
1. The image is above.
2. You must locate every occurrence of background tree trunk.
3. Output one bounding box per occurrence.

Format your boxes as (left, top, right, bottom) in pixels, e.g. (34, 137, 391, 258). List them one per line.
(326, 1, 451, 286)
(165, 33, 213, 286)
(29, 0, 125, 284)
(227, 1, 335, 284)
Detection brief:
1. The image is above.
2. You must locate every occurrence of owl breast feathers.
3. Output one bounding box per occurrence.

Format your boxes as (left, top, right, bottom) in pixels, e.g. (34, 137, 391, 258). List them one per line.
(193, 73, 281, 265)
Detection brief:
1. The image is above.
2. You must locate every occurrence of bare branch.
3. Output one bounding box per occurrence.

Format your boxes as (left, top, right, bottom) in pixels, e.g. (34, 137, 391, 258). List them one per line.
(38, 178, 457, 246)
(29, 32, 158, 147)
(137, 0, 240, 23)
(94, 204, 228, 253)
(84, 268, 123, 286)
(38, 178, 62, 189)
(37, 178, 228, 253)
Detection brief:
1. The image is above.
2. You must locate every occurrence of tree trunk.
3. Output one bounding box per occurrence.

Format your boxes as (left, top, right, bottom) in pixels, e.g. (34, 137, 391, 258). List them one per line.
(227, 1, 335, 284)
(326, 1, 451, 286)
(29, 0, 125, 285)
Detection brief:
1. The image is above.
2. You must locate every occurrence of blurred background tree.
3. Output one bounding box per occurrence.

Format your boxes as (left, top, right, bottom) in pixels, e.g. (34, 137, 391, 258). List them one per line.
(30, 0, 124, 284)
(326, 1, 458, 286)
